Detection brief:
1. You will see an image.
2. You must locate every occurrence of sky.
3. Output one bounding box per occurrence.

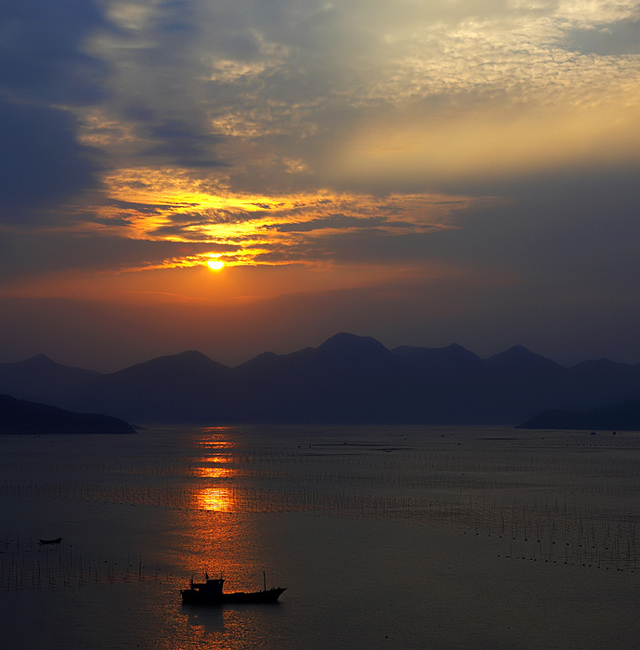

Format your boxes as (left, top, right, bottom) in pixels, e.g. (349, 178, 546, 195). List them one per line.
(1, 0, 639, 371)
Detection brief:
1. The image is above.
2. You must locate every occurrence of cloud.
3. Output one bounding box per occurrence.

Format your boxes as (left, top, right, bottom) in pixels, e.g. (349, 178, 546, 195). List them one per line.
(328, 96, 640, 194)
(0, 100, 103, 222)
(141, 119, 227, 168)
(0, 0, 110, 105)
(68, 0, 640, 201)
(2, 0, 640, 368)
(0, 0, 110, 221)
(564, 18, 640, 55)
(417, 166, 640, 314)
(270, 215, 391, 233)
(0, 230, 215, 281)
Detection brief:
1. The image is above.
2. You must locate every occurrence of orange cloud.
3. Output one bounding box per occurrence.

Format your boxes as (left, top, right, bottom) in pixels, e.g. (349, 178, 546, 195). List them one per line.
(59, 168, 493, 273)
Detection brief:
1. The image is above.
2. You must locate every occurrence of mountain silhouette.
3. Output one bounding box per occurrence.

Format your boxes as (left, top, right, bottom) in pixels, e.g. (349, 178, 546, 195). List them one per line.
(517, 398, 640, 431)
(0, 394, 135, 434)
(78, 350, 234, 423)
(482, 346, 571, 421)
(234, 333, 402, 423)
(0, 355, 99, 407)
(1, 333, 640, 426)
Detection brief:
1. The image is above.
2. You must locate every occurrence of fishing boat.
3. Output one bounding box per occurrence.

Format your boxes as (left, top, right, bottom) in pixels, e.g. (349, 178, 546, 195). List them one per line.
(181, 573, 286, 605)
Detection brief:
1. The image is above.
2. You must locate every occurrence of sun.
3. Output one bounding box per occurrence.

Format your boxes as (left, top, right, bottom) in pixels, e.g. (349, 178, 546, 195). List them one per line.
(207, 259, 225, 270)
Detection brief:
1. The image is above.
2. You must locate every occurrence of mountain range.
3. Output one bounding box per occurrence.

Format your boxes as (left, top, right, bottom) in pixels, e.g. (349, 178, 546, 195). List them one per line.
(0, 395, 135, 435)
(1, 333, 640, 427)
(517, 399, 640, 431)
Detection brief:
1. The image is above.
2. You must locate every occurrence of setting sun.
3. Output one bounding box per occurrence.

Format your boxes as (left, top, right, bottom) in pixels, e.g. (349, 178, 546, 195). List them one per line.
(207, 259, 225, 271)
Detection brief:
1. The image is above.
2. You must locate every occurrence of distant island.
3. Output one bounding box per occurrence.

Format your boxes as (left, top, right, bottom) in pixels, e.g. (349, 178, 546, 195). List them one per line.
(1, 333, 639, 427)
(0, 394, 136, 434)
(517, 399, 640, 431)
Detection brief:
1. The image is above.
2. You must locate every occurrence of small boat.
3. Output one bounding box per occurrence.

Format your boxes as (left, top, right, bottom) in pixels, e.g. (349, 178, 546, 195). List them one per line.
(39, 537, 62, 545)
(181, 573, 286, 605)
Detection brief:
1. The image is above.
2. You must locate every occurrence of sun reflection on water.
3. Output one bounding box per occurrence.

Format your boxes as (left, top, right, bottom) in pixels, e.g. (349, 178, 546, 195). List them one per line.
(193, 487, 235, 511)
(193, 456, 233, 478)
(191, 429, 237, 481)
(200, 426, 233, 434)
(190, 430, 238, 511)
(197, 441, 235, 451)
(178, 428, 262, 589)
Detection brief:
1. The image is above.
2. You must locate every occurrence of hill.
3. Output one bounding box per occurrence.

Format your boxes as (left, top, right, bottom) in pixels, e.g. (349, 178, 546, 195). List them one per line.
(0, 395, 136, 434)
(1, 333, 639, 425)
(77, 350, 234, 423)
(517, 399, 640, 431)
(0, 355, 100, 408)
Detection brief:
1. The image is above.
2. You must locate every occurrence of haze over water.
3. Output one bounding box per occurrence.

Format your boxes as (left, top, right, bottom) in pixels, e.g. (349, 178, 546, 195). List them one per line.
(1, 425, 639, 649)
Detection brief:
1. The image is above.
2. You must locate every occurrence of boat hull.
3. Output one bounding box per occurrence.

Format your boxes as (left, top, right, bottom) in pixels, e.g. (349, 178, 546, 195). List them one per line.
(181, 587, 286, 605)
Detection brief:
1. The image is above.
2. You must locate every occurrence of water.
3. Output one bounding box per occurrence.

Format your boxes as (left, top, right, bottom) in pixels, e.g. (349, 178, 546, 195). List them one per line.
(1, 425, 639, 649)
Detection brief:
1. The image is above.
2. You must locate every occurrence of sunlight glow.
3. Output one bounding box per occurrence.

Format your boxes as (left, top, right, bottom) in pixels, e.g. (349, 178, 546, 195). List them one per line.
(78, 170, 482, 274)
(192, 466, 233, 478)
(194, 487, 234, 511)
(193, 454, 233, 478)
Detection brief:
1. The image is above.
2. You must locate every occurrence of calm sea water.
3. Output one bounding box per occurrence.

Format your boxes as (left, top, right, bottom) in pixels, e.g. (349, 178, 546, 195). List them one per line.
(1, 425, 639, 649)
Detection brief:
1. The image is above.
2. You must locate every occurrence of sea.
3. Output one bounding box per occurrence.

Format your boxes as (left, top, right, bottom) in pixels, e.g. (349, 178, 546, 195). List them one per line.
(1, 425, 639, 650)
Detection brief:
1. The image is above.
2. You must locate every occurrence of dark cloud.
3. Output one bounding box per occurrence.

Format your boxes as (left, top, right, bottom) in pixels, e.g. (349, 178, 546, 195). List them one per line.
(0, 100, 102, 222)
(142, 119, 227, 168)
(107, 199, 196, 213)
(147, 209, 254, 235)
(250, 244, 332, 264)
(407, 166, 640, 339)
(0, 0, 110, 221)
(269, 215, 390, 232)
(148, 222, 243, 244)
(0, 231, 215, 280)
(563, 19, 640, 55)
(0, 0, 110, 105)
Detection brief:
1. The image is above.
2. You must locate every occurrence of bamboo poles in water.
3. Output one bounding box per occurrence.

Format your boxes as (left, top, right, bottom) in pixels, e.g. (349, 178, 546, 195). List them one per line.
(0, 538, 164, 591)
(1, 429, 639, 576)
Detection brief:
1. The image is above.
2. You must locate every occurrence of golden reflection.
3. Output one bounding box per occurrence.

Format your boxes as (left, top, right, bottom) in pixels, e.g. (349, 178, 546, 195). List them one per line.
(194, 487, 235, 512)
(191, 430, 238, 510)
(193, 456, 233, 479)
(192, 466, 233, 479)
(197, 440, 235, 451)
(174, 427, 266, 624)
(201, 455, 231, 464)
